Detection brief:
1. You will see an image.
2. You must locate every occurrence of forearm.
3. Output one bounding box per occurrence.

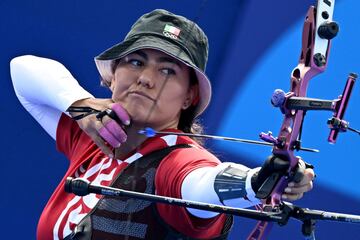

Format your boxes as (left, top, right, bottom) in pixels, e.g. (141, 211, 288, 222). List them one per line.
(10, 55, 94, 139)
(181, 163, 261, 218)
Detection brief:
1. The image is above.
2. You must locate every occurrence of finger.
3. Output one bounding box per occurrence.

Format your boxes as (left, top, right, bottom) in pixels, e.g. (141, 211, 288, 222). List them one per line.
(110, 103, 131, 125)
(305, 168, 315, 180)
(103, 119, 127, 143)
(297, 168, 315, 186)
(289, 167, 315, 187)
(284, 181, 313, 194)
(91, 133, 114, 158)
(282, 192, 303, 201)
(98, 125, 121, 148)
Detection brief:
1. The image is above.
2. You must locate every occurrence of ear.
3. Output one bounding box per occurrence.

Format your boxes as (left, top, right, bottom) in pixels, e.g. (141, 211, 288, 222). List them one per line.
(182, 85, 198, 110)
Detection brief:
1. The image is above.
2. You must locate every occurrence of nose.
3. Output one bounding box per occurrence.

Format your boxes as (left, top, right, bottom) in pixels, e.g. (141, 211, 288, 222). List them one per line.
(137, 67, 155, 88)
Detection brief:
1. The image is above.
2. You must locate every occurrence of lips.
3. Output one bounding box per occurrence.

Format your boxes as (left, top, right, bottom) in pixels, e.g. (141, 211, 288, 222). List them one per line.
(128, 90, 155, 101)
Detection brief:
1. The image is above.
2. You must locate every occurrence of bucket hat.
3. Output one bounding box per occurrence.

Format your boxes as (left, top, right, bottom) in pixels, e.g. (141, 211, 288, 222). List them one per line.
(95, 9, 211, 116)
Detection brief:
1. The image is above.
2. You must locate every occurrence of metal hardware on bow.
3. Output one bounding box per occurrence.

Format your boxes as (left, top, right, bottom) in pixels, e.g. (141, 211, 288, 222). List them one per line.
(138, 127, 320, 152)
(269, 72, 359, 143)
(327, 117, 360, 135)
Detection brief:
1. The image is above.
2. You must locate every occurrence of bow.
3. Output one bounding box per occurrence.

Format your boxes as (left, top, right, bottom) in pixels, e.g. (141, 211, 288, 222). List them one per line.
(249, 0, 358, 239)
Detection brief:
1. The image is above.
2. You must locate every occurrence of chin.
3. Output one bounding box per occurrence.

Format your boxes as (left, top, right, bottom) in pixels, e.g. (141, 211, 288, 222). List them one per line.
(126, 107, 152, 124)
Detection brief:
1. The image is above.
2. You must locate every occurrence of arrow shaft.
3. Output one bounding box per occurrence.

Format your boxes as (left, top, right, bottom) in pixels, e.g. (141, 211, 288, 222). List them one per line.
(153, 130, 319, 152)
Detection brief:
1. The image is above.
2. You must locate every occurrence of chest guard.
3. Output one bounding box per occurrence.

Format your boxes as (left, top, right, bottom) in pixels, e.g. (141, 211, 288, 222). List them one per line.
(66, 144, 233, 240)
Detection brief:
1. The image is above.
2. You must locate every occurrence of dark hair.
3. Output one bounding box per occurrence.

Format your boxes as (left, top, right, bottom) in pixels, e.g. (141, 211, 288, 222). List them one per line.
(177, 68, 204, 144)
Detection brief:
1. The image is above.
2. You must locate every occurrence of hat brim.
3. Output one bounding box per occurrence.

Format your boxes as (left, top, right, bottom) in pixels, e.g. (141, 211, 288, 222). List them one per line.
(95, 35, 211, 117)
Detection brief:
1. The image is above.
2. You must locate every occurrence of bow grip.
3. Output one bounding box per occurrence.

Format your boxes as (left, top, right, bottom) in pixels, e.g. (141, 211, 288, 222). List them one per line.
(328, 73, 357, 143)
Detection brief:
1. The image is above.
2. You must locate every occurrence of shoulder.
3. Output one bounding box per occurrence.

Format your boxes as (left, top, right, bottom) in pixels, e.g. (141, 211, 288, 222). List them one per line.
(156, 144, 221, 188)
(157, 134, 222, 173)
(165, 145, 220, 166)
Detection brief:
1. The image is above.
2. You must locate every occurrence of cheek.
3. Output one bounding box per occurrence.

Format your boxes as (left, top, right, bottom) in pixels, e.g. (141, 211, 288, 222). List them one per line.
(111, 86, 126, 103)
(111, 72, 135, 100)
(158, 81, 188, 108)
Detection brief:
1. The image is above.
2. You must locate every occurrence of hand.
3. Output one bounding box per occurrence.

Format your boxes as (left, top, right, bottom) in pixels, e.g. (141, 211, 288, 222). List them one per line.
(282, 161, 315, 201)
(252, 156, 315, 201)
(69, 98, 130, 157)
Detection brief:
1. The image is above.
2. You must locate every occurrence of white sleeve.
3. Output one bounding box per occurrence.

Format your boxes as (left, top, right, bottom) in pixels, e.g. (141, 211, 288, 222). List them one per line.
(181, 163, 261, 219)
(10, 55, 94, 140)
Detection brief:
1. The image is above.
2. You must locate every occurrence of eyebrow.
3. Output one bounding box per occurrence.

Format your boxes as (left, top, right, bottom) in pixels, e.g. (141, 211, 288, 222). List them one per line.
(131, 50, 183, 69)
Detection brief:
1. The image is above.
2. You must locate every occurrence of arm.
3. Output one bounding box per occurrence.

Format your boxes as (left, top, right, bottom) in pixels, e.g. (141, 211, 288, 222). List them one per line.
(10, 55, 94, 140)
(181, 163, 261, 218)
(182, 158, 314, 218)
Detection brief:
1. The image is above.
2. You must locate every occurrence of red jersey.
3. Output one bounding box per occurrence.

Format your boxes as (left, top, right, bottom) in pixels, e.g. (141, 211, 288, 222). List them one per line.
(37, 114, 226, 240)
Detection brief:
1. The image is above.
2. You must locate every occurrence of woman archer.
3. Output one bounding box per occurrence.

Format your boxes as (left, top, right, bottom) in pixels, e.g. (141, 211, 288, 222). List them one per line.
(10, 9, 314, 240)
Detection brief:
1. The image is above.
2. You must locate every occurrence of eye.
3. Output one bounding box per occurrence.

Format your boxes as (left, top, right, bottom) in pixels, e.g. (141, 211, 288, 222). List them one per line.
(161, 68, 176, 75)
(127, 59, 143, 67)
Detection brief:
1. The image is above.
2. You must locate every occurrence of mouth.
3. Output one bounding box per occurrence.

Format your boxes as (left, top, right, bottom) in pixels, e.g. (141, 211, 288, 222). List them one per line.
(128, 91, 155, 101)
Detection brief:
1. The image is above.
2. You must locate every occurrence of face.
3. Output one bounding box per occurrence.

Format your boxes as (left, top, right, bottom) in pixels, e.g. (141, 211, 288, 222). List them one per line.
(110, 49, 195, 130)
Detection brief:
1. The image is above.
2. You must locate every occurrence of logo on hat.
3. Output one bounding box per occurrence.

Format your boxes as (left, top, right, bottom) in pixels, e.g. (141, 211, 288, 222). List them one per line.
(163, 24, 181, 39)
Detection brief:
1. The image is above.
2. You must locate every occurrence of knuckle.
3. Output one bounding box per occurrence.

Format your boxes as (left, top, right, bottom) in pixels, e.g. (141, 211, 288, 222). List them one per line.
(308, 169, 316, 179)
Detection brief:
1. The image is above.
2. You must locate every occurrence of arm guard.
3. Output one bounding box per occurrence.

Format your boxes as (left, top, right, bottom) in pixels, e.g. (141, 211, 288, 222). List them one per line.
(214, 164, 260, 203)
(181, 163, 260, 218)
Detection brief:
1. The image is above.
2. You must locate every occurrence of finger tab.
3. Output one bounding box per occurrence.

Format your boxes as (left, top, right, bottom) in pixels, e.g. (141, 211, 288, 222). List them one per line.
(111, 104, 130, 125)
(105, 120, 127, 143)
(98, 126, 120, 148)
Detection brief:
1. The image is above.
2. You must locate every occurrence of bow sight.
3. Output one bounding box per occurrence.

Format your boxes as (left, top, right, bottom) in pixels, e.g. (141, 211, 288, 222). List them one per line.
(263, 72, 359, 146)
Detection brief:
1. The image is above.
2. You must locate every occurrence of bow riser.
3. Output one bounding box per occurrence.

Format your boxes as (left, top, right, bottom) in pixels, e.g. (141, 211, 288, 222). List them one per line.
(270, 4, 333, 205)
(250, 2, 338, 239)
